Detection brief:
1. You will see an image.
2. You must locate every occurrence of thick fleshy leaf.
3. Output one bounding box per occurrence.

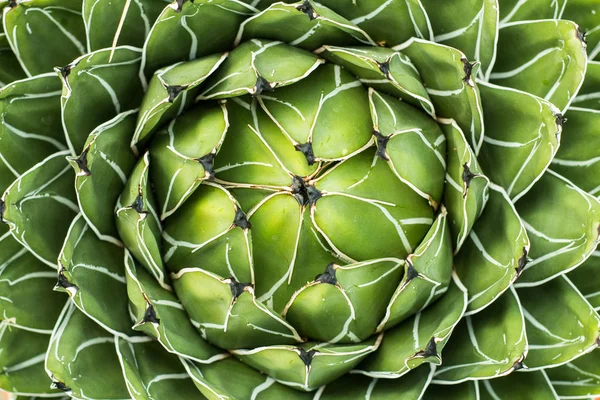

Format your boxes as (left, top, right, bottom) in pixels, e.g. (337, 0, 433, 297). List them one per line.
(546, 350, 600, 399)
(1, 151, 77, 268)
(568, 251, 600, 312)
(235, 1, 376, 50)
(233, 337, 381, 391)
(149, 102, 228, 219)
(0, 29, 26, 86)
(421, 0, 499, 80)
(551, 108, 600, 197)
(320, 364, 435, 400)
(132, 53, 227, 148)
(115, 337, 206, 400)
(318, 0, 433, 46)
(479, 370, 559, 400)
(0, 230, 64, 333)
(455, 184, 529, 313)
(0, 73, 65, 193)
(422, 381, 478, 399)
(45, 304, 129, 399)
(172, 267, 302, 350)
(433, 287, 527, 383)
(83, 0, 167, 51)
(396, 39, 484, 154)
(141, 0, 255, 77)
(68, 110, 137, 244)
(354, 273, 466, 379)
(515, 170, 600, 284)
(58, 46, 144, 154)
(516, 275, 600, 370)
(498, 0, 600, 61)
(490, 19, 587, 111)
(572, 61, 600, 110)
(377, 210, 453, 331)
(125, 251, 225, 364)
(182, 357, 312, 400)
(0, 323, 59, 397)
(477, 81, 561, 202)
(199, 40, 323, 100)
(439, 118, 489, 251)
(2, 0, 86, 76)
(116, 153, 167, 286)
(57, 214, 139, 339)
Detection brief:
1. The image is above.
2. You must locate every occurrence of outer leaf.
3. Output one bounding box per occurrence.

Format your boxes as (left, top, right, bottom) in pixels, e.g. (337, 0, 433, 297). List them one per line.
(68, 110, 137, 243)
(490, 19, 587, 111)
(0, 323, 59, 397)
(476, 81, 561, 202)
(0, 22, 26, 86)
(58, 46, 144, 154)
(422, 381, 478, 399)
(115, 337, 207, 400)
(433, 287, 527, 383)
(568, 251, 600, 312)
(141, 0, 255, 77)
(0, 73, 65, 192)
(516, 275, 600, 370)
(2, 0, 86, 76)
(57, 214, 139, 339)
(0, 230, 64, 333)
(396, 38, 484, 154)
(421, 0, 499, 80)
(83, 0, 167, 51)
(439, 118, 489, 251)
(1, 151, 77, 268)
(551, 108, 600, 197)
(515, 170, 600, 285)
(479, 370, 559, 400)
(45, 304, 129, 399)
(454, 184, 529, 313)
(318, 0, 433, 46)
(546, 350, 600, 399)
(572, 61, 600, 110)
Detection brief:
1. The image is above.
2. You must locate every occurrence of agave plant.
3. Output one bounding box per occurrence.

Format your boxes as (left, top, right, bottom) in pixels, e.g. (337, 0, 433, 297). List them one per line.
(1, 0, 599, 398)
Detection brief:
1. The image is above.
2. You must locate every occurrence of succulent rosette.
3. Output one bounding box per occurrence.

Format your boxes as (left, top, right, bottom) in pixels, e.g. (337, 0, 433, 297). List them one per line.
(1, 0, 599, 399)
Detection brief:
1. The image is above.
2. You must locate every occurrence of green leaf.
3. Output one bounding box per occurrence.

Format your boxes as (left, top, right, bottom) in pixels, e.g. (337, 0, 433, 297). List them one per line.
(83, 0, 167, 51)
(546, 350, 600, 399)
(479, 370, 559, 400)
(516, 275, 600, 370)
(0, 31, 26, 87)
(420, 0, 499, 80)
(439, 118, 489, 251)
(0, 323, 59, 396)
(377, 210, 453, 331)
(0, 230, 64, 333)
(354, 273, 467, 378)
(132, 52, 227, 149)
(116, 152, 167, 286)
(125, 251, 225, 363)
(320, 364, 435, 400)
(199, 40, 323, 99)
(141, 0, 254, 77)
(68, 110, 137, 244)
(1, 151, 77, 268)
(317, 47, 434, 115)
(2, 0, 86, 76)
(568, 251, 600, 311)
(396, 39, 484, 154)
(422, 381, 478, 400)
(318, 0, 433, 46)
(115, 337, 207, 400)
(515, 170, 600, 284)
(57, 214, 140, 339)
(454, 184, 529, 313)
(0, 73, 65, 193)
(233, 338, 381, 391)
(45, 304, 130, 399)
(433, 287, 527, 383)
(490, 20, 587, 111)
(58, 46, 144, 154)
(551, 108, 600, 196)
(476, 81, 561, 202)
